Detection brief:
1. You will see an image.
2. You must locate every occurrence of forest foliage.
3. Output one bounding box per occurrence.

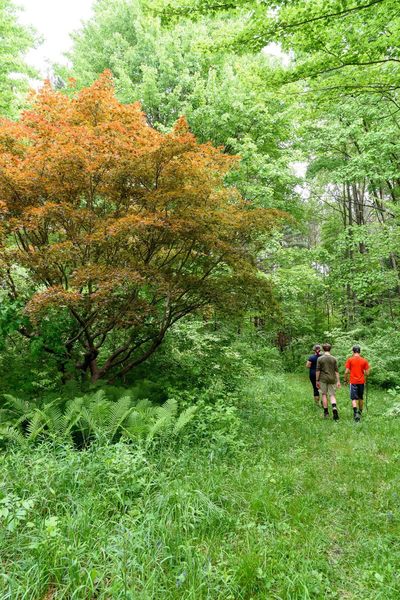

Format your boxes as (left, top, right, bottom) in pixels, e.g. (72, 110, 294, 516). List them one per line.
(0, 72, 279, 383)
(0, 0, 36, 118)
(1, 0, 400, 427)
(2, 3, 400, 598)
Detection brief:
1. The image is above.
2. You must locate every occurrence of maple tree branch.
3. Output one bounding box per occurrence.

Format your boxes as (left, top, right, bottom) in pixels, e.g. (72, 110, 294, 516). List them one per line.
(110, 327, 171, 381)
(99, 334, 156, 375)
(18, 326, 61, 358)
(69, 308, 98, 351)
(5, 268, 18, 300)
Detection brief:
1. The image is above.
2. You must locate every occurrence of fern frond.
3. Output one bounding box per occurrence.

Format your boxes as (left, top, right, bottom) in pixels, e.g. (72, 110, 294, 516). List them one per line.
(0, 425, 27, 446)
(90, 389, 107, 404)
(63, 397, 84, 433)
(87, 397, 111, 429)
(147, 415, 172, 440)
(133, 399, 154, 424)
(107, 396, 134, 438)
(44, 403, 64, 435)
(173, 405, 198, 435)
(3, 394, 31, 418)
(26, 410, 47, 441)
(64, 397, 84, 421)
(155, 398, 178, 420)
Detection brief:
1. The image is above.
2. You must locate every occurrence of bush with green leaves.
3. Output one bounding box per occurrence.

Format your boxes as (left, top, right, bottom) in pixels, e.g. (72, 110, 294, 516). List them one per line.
(316, 327, 400, 387)
(131, 319, 283, 393)
(0, 317, 280, 451)
(282, 324, 400, 389)
(0, 389, 197, 449)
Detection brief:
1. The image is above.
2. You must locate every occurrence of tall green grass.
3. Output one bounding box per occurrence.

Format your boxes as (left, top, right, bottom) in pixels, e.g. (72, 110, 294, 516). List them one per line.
(1, 374, 400, 598)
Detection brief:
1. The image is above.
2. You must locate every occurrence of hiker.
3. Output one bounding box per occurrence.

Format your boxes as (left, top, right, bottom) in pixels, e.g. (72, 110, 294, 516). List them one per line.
(316, 343, 341, 420)
(306, 344, 322, 406)
(345, 345, 370, 422)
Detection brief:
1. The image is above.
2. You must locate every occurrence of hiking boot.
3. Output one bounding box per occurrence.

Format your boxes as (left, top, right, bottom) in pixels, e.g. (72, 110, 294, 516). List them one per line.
(333, 409, 339, 421)
(323, 412, 329, 419)
(354, 411, 361, 422)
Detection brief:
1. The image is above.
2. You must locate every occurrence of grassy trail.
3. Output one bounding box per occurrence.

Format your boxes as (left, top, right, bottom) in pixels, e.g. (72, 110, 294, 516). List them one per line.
(239, 373, 400, 599)
(1, 373, 400, 599)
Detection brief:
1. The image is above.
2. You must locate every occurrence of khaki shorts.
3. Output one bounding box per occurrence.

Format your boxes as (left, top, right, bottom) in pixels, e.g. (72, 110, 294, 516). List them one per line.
(319, 382, 337, 396)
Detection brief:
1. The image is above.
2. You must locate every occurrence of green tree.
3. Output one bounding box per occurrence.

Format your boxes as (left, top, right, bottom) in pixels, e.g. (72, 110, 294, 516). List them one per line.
(299, 90, 400, 327)
(0, 75, 279, 381)
(63, 0, 299, 214)
(165, 0, 400, 103)
(0, 0, 36, 117)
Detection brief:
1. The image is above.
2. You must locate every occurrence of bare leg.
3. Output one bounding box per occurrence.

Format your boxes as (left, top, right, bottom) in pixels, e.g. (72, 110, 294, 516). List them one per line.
(330, 394, 339, 420)
(352, 398, 361, 421)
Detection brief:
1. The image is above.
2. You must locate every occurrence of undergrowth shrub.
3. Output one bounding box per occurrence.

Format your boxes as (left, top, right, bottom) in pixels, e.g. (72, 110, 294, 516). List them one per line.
(168, 385, 243, 452)
(320, 327, 400, 387)
(0, 318, 280, 451)
(0, 390, 197, 449)
(385, 387, 400, 416)
(131, 319, 283, 392)
(285, 325, 400, 387)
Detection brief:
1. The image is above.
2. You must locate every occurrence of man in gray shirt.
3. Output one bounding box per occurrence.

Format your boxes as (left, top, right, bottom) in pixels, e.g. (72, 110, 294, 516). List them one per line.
(316, 343, 341, 420)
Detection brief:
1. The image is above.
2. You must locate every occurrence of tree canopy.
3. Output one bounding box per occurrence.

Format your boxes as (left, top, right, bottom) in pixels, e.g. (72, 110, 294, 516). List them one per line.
(0, 0, 36, 118)
(0, 72, 279, 381)
(59, 0, 300, 215)
(164, 0, 400, 102)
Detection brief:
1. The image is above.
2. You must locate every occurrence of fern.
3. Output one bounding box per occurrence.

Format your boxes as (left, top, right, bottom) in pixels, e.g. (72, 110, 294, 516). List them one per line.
(155, 398, 178, 421)
(135, 399, 154, 420)
(3, 394, 33, 425)
(1, 387, 199, 448)
(44, 403, 64, 435)
(124, 410, 149, 440)
(107, 396, 134, 439)
(63, 397, 85, 435)
(173, 405, 198, 435)
(26, 410, 47, 441)
(3, 393, 29, 415)
(0, 425, 27, 446)
(147, 415, 171, 441)
(146, 399, 178, 441)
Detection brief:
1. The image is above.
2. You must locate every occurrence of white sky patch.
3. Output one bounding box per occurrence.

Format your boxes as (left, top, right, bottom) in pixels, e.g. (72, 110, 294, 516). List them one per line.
(291, 162, 309, 198)
(291, 161, 307, 178)
(263, 42, 291, 67)
(17, 0, 94, 77)
(16, 3, 292, 76)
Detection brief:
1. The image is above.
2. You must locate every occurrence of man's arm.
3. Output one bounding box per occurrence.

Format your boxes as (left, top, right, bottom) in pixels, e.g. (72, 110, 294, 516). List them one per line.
(316, 368, 320, 388)
(306, 360, 312, 368)
(335, 361, 341, 388)
(344, 367, 350, 384)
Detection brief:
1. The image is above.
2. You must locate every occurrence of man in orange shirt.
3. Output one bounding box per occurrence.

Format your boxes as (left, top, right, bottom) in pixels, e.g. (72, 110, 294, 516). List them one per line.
(345, 345, 370, 422)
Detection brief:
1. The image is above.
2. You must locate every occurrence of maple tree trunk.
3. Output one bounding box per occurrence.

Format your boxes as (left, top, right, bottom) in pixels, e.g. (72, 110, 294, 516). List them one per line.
(77, 349, 100, 382)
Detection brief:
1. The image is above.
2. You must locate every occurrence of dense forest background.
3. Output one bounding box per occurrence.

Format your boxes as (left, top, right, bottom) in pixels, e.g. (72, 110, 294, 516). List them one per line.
(1, 2, 400, 597)
(1, 0, 400, 396)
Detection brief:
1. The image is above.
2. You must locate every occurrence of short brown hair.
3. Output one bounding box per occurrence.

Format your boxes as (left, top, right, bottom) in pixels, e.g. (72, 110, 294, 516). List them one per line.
(322, 343, 331, 351)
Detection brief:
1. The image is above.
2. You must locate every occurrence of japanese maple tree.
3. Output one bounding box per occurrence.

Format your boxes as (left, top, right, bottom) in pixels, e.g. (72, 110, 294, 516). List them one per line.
(0, 72, 279, 381)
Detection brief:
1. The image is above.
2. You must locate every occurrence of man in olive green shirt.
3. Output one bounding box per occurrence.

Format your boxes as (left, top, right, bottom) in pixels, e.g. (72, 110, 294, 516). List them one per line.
(316, 343, 341, 420)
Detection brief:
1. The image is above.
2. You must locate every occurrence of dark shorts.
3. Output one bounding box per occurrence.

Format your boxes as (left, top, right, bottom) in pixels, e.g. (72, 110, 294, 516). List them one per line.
(350, 384, 364, 400)
(310, 372, 319, 396)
